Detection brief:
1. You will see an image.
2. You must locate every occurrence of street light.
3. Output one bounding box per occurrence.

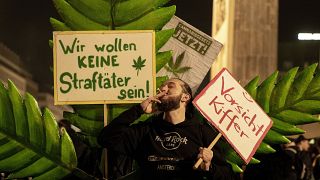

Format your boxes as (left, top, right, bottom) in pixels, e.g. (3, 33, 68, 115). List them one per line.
(298, 33, 320, 40)
(298, 33, 320, 67)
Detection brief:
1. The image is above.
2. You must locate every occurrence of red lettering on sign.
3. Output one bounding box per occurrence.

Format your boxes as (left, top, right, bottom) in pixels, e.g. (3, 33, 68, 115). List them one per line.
(209, 96, 224, 115)
(221, 76, 234, 95)
(219, 110, 238, 131)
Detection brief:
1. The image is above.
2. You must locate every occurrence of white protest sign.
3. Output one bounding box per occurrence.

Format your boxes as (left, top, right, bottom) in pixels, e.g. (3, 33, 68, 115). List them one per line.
(53, 31, 155, 105)
(193, 68, 273, 164)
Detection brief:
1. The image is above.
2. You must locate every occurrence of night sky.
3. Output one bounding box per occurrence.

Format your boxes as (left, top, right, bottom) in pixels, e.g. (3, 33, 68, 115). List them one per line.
(0, 0, 320, 93)
(278, 0, 320, 42)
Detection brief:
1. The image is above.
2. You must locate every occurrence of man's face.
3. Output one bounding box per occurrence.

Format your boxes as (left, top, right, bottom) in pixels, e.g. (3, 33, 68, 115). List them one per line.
(157, 93, 182, 112)
(156, 79, 186, 112)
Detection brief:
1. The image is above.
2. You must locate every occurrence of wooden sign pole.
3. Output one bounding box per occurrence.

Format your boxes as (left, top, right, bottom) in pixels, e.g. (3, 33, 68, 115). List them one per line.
(193, 133, 222, 169)
(102, 104, 108, 178)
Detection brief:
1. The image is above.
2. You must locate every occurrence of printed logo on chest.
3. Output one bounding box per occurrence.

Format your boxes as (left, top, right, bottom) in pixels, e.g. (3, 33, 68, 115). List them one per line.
(155, 132, 188, 150)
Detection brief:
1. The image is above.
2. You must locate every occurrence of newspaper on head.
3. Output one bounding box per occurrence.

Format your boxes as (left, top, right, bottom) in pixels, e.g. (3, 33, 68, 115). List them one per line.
(157, 16, 223, 95)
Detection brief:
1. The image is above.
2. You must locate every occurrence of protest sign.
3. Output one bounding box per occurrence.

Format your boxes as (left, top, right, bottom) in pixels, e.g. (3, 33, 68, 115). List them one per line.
(157, 16, 223, 95)
(53, 31, 155, 105)
(193, 68, 273, 164)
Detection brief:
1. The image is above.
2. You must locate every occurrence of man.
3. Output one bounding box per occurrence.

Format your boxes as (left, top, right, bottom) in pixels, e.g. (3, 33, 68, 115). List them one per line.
(283, 141, 299, 180)
(98, 78, 235, 179)
(58, 120, 103, 179)
(312, 139, 320, 180)
(294, 135, 313, 180)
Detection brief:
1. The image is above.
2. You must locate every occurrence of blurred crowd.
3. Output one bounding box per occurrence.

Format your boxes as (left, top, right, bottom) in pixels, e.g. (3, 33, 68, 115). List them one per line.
(243, 135, 320, 180)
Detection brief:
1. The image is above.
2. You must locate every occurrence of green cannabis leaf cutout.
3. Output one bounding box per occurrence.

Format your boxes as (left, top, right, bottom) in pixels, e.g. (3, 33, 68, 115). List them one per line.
(132, 56, 146, 76)
(0, 80, 84, 179)
(164, 51, 191, 78)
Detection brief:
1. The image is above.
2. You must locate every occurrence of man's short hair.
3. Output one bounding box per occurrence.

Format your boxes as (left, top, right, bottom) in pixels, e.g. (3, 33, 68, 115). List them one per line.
(172, 78, 193, 100)
(171, 78, 194, 119)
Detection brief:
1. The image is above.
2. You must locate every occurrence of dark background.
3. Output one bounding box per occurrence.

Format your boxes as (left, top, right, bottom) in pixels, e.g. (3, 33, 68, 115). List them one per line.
(0, 0, 320, 93)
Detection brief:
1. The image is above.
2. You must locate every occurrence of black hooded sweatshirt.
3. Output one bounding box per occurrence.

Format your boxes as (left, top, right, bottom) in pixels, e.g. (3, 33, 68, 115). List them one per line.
(98, 105, 236, 180)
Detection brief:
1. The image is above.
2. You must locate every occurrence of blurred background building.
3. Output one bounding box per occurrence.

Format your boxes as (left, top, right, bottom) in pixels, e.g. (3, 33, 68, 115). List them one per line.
(0, 43, 72, 120)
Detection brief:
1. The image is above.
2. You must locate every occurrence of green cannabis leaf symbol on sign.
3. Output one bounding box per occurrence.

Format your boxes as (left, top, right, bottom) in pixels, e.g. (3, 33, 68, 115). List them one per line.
(164, 51, 191, 78)
(132, 56, 146, 76)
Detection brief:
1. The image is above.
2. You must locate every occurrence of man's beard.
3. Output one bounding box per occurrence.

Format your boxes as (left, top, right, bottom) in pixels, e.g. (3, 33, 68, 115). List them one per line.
(157, 94, 182, 112)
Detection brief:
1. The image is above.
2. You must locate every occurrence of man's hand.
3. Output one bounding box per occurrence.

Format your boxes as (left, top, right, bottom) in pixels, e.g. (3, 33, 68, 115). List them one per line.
(140, 91, 166, 113)
(197, 147, 213, 171)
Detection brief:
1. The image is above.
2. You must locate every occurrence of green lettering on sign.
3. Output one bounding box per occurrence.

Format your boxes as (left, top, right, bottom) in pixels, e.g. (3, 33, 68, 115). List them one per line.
(59, 38, 86, 54)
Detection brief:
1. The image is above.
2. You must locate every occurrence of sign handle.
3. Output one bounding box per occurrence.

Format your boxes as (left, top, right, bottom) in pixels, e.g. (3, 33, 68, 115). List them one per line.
(193, 133, 222, 169)
(102, 104, 108, 178)
(103, 104, 108, 125)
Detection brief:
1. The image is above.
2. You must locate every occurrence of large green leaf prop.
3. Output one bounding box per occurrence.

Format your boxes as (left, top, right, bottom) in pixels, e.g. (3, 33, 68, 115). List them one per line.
(221, 63, 320, 172)
(0, 80, 79, 179)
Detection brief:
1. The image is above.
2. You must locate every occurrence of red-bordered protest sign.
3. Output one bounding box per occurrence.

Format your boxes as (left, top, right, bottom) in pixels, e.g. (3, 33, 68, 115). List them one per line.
(193, 68, 273, 164)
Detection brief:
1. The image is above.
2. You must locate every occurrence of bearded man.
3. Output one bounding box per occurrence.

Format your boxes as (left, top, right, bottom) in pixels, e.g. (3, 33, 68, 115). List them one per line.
(98, 78, 236, 180)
